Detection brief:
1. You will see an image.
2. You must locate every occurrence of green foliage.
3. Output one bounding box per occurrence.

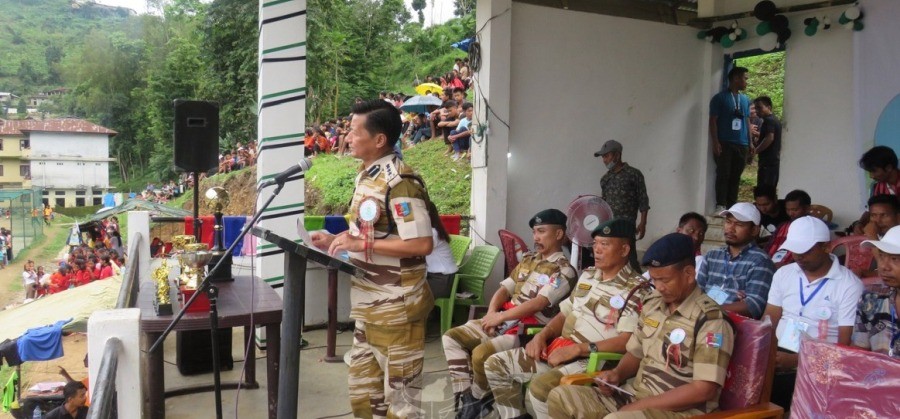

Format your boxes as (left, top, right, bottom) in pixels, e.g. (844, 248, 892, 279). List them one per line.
(54, 204, 103, 218)
(306, 140, 471, 216)
(736, 51, 785, 119)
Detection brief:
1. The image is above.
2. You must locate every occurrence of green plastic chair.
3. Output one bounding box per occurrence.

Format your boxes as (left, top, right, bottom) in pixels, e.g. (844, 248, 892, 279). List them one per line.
(434, 245, 501, 334)
(448, 234, 472, 266)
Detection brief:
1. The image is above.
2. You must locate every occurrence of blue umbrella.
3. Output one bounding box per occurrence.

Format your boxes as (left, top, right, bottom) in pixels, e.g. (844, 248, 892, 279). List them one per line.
(452, 38, 474, 52)
(400, 95, 443, 114)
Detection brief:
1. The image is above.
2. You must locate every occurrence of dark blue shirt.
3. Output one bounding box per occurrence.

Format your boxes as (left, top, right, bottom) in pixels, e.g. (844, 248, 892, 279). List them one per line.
(709, 90, 751, 146)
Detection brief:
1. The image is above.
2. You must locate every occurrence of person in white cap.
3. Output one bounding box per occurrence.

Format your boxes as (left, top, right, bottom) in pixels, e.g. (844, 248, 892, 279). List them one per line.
(696, 203, 775, 319)
(762, 215, 863, 409)
(853, 225, 900, 358)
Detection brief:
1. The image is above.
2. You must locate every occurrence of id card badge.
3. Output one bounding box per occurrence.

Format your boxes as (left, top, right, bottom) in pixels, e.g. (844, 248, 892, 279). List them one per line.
(778, 318, 808, 352)
(732, 118, 742, 131)
(707, 287, 730, 305)
(772, 249, 788, 263)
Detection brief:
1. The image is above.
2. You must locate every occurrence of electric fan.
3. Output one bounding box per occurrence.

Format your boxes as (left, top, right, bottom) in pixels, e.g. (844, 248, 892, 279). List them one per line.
(565, 195, 614, 271)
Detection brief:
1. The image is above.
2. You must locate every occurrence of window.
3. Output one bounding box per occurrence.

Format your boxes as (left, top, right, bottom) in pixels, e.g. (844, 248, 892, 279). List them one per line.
(19, 165, 29, 178)
(75, 190, 86, 196)
(93, 197, 102, 206)
(42, 190, 48, 196)
(75, 198, 85, 207)
(55, 198, 65, 207)
(55, 191, 65, 196)
(0, 140, 4, 151)
(19, 140, 29, 150)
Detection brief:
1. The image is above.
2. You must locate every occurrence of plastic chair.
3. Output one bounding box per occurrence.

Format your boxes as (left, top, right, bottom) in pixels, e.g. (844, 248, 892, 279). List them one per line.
(448, 234, 472, 267)
(828, 235, 874, 275)
(434, 245, 501, 334)
(808, 204, 833, 223)
(498, 229, 529, 278)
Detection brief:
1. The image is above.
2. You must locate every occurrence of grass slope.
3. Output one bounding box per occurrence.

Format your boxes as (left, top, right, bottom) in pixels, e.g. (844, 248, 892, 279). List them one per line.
(305, 140, 472, 215)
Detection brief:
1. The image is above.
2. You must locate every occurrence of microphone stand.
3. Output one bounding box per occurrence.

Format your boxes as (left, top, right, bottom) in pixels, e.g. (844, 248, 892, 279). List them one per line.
(149, 180, 288, 419)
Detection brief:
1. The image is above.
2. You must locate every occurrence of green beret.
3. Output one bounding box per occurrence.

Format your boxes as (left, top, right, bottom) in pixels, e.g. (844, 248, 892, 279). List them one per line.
(591, 218, 635, 239)
(529, 209, 567, 228)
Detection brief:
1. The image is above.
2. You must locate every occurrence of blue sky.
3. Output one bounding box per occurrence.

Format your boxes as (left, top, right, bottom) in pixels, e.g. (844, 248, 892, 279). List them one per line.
(94, 0, 456, 27)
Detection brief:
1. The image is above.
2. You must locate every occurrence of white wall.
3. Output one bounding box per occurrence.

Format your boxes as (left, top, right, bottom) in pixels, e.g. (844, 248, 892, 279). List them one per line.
(30, 131, 111, 158)
(504, 3, 708, 247)
(32, 160, 110, 189)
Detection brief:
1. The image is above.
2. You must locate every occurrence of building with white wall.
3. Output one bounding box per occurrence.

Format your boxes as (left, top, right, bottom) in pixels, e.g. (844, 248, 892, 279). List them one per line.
(0, 118, 116, 207)
(471, 0, 900, 289)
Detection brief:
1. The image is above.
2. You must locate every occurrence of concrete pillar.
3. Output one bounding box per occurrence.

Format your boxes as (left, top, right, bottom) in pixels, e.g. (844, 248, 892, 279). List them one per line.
(127, 211, 150, 284)
(472, 0, 513, 295)
(255, 0, 307, 345)
(88, 308, 142, 419)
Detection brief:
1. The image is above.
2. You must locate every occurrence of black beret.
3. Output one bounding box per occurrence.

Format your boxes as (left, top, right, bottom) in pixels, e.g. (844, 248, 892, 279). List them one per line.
(642, 233, 694, 268)
(529, 209, 567, 229)
(591, 218, 635, 239)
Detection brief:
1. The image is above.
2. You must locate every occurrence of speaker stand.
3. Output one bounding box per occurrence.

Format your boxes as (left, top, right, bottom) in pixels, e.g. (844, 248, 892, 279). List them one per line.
(193, 171, 202, 242)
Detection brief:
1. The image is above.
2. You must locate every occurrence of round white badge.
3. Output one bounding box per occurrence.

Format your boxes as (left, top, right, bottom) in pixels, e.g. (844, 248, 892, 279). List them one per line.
(817, 307, 832, 320)
(610, 295, 626, 310)
(583, 215, 600, 231)
(669, 328, 686, 344)
(538, 274, 550, 286)
(359, 199, 379, 223)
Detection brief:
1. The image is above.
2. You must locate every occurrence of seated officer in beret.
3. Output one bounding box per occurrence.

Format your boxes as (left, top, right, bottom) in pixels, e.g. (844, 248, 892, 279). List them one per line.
(547, 233, 735, 419)
(482, 218, 651, 419)
(443, 209, 577, 419)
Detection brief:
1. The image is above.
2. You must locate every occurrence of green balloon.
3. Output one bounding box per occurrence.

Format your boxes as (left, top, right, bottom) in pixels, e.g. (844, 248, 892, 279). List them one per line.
(721, 36, 735, 48)
(756, 21, 772, 35)
(805, 24, 818, 36)
(738, 31, 749, 41)
(697, 30, 708, 39)
(838, 13, 850, 25)
(854, 20, 865, 31)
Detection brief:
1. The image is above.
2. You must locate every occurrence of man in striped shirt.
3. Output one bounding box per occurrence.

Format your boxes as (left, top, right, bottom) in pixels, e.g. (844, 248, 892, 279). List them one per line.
(697, 203, 775, 319)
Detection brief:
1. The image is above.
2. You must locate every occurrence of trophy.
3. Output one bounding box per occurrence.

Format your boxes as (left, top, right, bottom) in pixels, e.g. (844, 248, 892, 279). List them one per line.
(153, 260, 174, 315)
(205, 187, 233, 282)
(177, 242, 215, 313)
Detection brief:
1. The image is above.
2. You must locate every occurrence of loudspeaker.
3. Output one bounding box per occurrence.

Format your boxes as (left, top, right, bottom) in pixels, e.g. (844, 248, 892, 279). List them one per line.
(173, 99, 219, 173)
(176, 329, 234, 375)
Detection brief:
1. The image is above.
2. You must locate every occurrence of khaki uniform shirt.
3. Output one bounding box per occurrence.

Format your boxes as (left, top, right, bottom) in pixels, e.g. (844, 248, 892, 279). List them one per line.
(347, 154, 434, 326)
(560, 265, 648, 344)
(499, 251, 577, 324)
(627, 287, 734, 415)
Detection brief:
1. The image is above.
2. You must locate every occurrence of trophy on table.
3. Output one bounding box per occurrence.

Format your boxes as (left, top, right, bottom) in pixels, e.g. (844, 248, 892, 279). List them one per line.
(178, 242, 214, 313)
(205, 187, 233, 282)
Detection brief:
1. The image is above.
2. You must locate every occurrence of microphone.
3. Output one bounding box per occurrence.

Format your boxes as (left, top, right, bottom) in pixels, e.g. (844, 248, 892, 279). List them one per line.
(258, 157, 313, 189)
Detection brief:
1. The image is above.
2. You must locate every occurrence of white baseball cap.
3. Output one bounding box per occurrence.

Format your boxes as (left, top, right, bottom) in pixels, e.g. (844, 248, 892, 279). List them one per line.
(719, 202, 761, 225)
(862, 225, 900, 254)
(779, 216, 831, 254)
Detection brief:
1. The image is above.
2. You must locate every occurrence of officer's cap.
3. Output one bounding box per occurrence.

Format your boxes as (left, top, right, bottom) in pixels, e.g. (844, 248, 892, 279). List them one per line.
(642, 233, 694, 268)
(591, 218, 635, 239)
(529, 209, 567, 229)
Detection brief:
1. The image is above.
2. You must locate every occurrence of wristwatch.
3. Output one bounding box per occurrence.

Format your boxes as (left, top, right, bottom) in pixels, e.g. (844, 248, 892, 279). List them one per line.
(588, 342, 599, 353)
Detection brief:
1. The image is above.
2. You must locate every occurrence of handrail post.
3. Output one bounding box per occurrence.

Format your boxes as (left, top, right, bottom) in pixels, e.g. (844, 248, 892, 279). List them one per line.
(88, 309, 142, 419)
(127, 211, 151, 284)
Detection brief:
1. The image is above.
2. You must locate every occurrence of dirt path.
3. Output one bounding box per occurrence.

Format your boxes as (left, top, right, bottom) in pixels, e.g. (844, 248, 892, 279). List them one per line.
(0, 220, 67, 309)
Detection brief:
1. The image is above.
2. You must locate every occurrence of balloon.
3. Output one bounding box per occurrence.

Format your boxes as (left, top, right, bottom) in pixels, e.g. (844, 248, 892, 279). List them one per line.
(735, 28, 744, 36)
(771, 15, 789, 33)
(845, 6, 861, 20)
(838, 13, 850, 25)
(805, 24, 818, 36)
(777, 28, 792, 43)
(729, 33, 738, 41)
(756, 21, 772, 35)
(754, 1, 778, 21)
(697, 30, 708, 39)
(854, 20, 865, 31)
(843, 21, 854, 30)
(732, 22, 739, 29)
(738, 31, 749, 40)
(759, 32, 779, 51)
(721, 36, 735, 48)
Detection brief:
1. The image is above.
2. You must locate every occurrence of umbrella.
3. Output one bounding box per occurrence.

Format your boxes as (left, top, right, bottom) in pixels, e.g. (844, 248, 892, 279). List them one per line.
(400, 95, 443, 114)
(0, 275, 121, 341)
(415, 83, 443, 96)
(452, 38, 474, 52)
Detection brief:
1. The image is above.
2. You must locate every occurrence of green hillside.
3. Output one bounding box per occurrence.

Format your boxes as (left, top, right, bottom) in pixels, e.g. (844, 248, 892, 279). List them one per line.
(0, 0, 133, 96)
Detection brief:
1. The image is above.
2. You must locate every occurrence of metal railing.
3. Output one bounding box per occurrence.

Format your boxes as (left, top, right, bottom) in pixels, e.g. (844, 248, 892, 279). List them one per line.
(115, 232, 143, 309)
(88, 337, 122, 419)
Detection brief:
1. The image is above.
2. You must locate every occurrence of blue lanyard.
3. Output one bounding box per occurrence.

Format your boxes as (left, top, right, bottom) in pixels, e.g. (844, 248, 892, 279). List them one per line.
(798, 276, 829, 317)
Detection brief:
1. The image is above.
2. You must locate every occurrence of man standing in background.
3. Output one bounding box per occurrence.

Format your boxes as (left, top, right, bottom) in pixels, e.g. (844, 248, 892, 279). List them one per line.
(709, 67, 751, 211)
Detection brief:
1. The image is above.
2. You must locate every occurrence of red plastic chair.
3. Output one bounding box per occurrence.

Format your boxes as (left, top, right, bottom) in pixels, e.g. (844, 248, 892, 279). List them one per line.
(498, 229, 529, 278)
(828, 235, 874, 275)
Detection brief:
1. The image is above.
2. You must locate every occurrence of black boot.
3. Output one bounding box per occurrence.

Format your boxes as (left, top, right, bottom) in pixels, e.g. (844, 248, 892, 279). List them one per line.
(455, 390, 482, 419)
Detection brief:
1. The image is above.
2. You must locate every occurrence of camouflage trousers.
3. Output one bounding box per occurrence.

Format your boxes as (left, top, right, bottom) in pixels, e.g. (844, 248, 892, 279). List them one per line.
(483, 346, 589, 419)
(348, 319, 426, 419)
(442, 319, 519, 399)
(547, 383, 690, 419)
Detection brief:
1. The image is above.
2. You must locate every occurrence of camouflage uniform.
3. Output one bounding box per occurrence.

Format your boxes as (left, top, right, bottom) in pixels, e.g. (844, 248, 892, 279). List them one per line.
(484, 265, 648, 418)
(442, 251, 576, 401)
(600, 163, 649, 223)
(547, 286, 734, 419)
(345, 154, 435, 419)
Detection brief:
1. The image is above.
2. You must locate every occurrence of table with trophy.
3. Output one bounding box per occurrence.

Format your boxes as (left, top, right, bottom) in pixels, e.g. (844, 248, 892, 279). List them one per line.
(139, 188, 284, 419)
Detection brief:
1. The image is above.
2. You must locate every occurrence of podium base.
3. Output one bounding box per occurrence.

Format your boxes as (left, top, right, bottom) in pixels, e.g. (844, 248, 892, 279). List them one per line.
(208, 252, 233, 282)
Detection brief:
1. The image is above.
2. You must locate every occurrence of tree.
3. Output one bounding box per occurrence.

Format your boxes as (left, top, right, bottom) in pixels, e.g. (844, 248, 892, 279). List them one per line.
(411, 0, 426, 24)
(16, 98, 27, 117)
(454, 0, 474, 17)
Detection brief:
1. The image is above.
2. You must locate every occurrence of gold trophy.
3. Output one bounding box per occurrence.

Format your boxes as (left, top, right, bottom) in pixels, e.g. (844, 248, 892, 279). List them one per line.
(205, 187, 233, 282)
(153, 260, 173, 315)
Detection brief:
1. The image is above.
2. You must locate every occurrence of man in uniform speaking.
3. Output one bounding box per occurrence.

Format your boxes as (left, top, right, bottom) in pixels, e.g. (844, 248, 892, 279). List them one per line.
(312, 100, 438, 418)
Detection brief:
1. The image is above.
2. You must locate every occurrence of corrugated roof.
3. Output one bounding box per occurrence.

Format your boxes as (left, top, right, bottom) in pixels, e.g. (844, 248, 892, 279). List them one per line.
(0, 118, 117, 136)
